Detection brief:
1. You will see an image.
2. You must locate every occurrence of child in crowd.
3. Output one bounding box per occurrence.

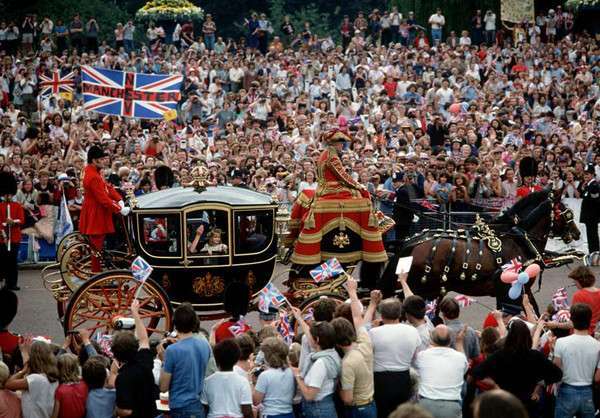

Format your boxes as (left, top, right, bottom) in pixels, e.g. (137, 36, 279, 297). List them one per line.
(53, 353, 88, 418)
(0, 361, 21, 418)
(82, 355, 117, 418)
(201, 339, 253, 418)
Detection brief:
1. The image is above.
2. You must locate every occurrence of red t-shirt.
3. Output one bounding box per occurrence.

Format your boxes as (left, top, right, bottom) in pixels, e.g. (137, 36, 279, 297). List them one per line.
(214, 320, 252, 343)
(572, 289, 600, 334)
(55, 381, 88, 418)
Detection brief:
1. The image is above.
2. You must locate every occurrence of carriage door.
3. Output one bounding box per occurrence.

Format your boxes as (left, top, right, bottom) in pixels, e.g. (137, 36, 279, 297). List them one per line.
(185, 207, 231, 266)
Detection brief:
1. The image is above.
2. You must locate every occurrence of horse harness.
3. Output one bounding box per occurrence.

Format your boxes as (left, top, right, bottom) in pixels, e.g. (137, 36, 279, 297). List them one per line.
(417, 216, 504, 285)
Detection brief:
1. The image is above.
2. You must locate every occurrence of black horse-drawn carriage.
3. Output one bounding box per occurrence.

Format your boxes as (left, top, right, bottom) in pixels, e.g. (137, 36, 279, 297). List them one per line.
(42, 179, 282, 336)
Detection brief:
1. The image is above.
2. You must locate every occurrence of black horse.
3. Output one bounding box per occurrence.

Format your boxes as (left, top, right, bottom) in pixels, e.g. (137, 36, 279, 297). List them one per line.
(380, 190, 581, 312)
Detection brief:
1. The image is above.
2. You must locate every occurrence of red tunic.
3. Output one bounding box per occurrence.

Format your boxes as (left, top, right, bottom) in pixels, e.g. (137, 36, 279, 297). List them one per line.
(516, 185, 542, 199)
(288, 146, 387, 265)
(0, 201, 25, 244)
(79, 164, 121, 235)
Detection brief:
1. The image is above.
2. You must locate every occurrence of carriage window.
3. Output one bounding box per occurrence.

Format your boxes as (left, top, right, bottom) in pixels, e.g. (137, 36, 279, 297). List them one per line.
(235, 211, 273, 254)
(141, 215, 180, 257)
(187, 209, 229, 261)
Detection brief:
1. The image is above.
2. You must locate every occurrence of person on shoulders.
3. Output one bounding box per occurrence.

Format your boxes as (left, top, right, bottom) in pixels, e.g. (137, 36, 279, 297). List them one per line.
(569, 266, 600, 335)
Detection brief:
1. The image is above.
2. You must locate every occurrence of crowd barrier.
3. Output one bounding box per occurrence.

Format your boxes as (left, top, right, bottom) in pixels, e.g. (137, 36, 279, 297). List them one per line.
(17, 198, 594, 266)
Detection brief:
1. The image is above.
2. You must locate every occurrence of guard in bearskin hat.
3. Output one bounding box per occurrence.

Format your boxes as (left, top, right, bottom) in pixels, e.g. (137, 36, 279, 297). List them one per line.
(213, 281, 251, 343)
(0, 172, 25, 291)
(80, 145, 130, 272)
(516, 156, 542, 199)
(581, 164, 600, 255)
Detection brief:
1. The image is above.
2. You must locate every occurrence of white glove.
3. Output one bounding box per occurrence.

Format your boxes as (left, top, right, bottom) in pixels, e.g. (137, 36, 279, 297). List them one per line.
(118, 200, 125, 209)
(120, 207, 131, 216)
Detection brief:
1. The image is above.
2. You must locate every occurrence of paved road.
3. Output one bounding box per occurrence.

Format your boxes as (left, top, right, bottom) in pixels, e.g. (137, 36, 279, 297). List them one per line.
(10, 263, 600, 344)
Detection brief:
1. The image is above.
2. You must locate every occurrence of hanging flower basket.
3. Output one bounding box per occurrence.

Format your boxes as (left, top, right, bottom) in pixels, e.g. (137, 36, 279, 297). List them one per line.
(136, 0, 204, 21)
(565, 0, 600, 8)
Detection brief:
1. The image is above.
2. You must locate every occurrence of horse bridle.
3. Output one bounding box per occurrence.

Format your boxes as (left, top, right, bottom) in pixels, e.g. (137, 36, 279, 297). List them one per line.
(552, 202, 576, 243)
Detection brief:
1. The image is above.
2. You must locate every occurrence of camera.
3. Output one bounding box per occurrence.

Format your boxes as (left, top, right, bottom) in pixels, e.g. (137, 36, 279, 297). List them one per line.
(113, 317, 135, 330)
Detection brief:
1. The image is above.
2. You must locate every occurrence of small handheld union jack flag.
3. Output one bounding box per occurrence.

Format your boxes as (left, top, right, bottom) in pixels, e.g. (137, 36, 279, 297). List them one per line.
(454, 294, 476, 308)
(39, 70, 75, 97)
(551, 287, 569, 310)
(258, 283, 287, 313)
(501, 258, 523, 273)
(425, 299, 437, 320)
(310, 258, 344, 283)
(131, 256, 153, 283)
(277, 311, 294, 344)
(228, 317, 247, 337)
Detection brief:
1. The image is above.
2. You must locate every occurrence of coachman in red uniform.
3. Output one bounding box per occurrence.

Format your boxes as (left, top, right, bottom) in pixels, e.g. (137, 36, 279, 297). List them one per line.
(80, 145, 130, 272)
(286, 129, 388, 288)
(0, 172, 25, 291)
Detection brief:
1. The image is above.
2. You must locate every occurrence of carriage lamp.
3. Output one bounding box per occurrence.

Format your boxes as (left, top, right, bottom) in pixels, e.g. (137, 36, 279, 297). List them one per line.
(272, 192, 291, 261)
(126, 187, 138, 208)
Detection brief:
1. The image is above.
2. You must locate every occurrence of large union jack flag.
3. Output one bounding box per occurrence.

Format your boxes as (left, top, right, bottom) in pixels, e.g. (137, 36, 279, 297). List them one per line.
(82, 66, 182, 119)
(39, 70, 75, 97)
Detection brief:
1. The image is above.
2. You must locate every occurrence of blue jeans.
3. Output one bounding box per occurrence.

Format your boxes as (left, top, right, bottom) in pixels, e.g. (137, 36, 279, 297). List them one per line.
(345, 401, 377, 418)
(169, 402, 205, 418)
(264, 413, 295, 418)
(431, 28, 442, 45)
(205, 34, 215, 50)
(303, 394, 337, 418)
(124, 39, 134, 52)
(555, 384, 595, 418)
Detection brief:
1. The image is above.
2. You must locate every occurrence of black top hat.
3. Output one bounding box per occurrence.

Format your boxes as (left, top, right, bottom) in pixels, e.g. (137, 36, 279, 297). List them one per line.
(0, 172, 17, 196)
(87, 145, 107, 164)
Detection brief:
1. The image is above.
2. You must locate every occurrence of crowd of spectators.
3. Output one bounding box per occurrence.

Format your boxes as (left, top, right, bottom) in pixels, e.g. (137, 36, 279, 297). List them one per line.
(2, 267, 600, 418)
(0, 7, 598, 255)
(0, 5, 600, 418)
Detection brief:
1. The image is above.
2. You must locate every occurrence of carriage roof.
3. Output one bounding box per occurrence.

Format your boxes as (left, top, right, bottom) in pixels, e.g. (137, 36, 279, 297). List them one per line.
(134, 186, 276, 209)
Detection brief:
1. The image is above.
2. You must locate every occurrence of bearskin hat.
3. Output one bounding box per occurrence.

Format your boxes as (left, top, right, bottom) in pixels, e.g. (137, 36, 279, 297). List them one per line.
(223, 281, 250, 317)
(154, 165, 175, 190)
(519, 156, 538, 179)
(0, 172, 17, 196)
(0, 288, 18, 329)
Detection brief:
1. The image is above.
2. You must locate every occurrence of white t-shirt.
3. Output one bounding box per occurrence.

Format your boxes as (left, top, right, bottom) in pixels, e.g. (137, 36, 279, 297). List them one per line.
(255, 368, 295, 415)
(304, 357, 338, 401)
(554, 334, 600, 386)
(21, 373, 58, 418)
(201, 371, 252, 418)
(369, 323, 420, 372)
(415, 347, 468, 401)
(428, 14, 445, 29)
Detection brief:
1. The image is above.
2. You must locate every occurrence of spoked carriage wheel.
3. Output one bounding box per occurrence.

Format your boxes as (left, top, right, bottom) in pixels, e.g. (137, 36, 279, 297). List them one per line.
(290, 292, 347, 334)
(56, 232, 84, 261)
(63, 270, 173, 339)
(60, 241, 98, 291)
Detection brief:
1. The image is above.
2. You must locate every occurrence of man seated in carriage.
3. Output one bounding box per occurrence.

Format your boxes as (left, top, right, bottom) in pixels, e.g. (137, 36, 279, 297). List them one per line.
(285, 127, 388, 289)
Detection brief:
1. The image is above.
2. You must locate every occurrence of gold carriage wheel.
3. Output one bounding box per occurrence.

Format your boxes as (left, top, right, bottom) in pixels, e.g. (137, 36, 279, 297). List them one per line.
(60, 241, 97, 291)
(63, 270, 173, 339)
(292, 292, 347, 334)
(56, 232, 84, 261)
